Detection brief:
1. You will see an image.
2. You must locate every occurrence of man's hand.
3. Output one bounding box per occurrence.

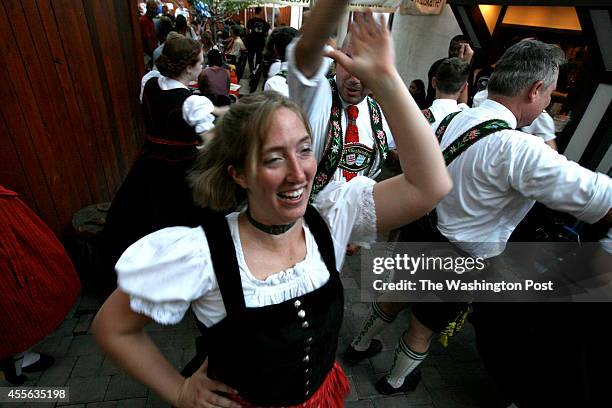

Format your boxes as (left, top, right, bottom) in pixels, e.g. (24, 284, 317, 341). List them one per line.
(458, 43, 474, 63)
(325, 12, 395, 92)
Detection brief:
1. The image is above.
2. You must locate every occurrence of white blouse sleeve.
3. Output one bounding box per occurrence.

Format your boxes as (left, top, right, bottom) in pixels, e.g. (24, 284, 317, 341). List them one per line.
(140, 70, 161, 103)
(116, 226, 215, 325)
(182, 95, 216, 134)
(313, 176, 378, 269)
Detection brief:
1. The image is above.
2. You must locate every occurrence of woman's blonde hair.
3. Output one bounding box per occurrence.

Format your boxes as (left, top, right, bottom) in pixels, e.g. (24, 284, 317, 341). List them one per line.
(189, 92, 312, 211)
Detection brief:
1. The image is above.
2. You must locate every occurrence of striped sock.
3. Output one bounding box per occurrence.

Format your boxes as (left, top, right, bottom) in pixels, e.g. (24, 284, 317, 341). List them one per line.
(351, 302, 396, 351)
(386, 335, 427, 388)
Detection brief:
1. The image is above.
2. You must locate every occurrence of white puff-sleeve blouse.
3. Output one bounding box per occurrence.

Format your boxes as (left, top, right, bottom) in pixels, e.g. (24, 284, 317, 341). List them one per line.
(140, 70, 216, 134)
(116, 177, 377, 327)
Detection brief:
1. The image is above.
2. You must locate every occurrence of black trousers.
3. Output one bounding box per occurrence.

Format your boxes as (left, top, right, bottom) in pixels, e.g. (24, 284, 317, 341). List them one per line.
(247, 45, 264, 73)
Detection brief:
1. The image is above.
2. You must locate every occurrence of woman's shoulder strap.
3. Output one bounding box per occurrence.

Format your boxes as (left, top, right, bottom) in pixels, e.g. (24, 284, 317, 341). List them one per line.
(304, 205, 337, 273)
(199, 208, 246, 315)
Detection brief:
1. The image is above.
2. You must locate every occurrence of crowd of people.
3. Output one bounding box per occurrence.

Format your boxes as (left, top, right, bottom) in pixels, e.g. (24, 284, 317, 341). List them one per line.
(2, 1, 610, 407)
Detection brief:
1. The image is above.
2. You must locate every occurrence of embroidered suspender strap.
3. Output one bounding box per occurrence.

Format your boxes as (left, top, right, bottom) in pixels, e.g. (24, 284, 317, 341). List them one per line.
(312, 79, 389, 197)
(434, 111, 461, 142)
(312, 79, 345, 197)
(304, 205, 337, 273)
(442, 119, 511, 166)
(366, 95, 389, 169)
(422, 108, 435, 124)
(200, 209, 246, 316)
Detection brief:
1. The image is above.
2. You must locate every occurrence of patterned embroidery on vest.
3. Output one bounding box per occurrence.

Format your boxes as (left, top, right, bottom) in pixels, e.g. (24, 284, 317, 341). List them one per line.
(275, 69, 288, 79)
(422, 108, 435, 124)
(436, 115, 511, 166)
(311, 79, 388, 197)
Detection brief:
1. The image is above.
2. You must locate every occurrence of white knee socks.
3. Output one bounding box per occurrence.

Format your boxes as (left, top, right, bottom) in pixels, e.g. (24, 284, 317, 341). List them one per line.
(386, 335, 427, 388)
(351, 302, 396, 351)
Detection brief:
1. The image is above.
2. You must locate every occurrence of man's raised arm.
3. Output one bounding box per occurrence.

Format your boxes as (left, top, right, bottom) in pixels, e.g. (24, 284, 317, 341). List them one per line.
(294, 0, 349, 78)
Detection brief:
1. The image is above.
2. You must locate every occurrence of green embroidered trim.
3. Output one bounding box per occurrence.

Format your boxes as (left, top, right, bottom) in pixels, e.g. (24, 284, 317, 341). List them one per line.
(312, 79, 344, 198)
(366, 93, 389, 165)
(442, 119, 511, 166)
(422, 108, 435, 124)
(275, 69, 288, 79)
(311, 79, 388, 197)
(434, 111, 461, 142)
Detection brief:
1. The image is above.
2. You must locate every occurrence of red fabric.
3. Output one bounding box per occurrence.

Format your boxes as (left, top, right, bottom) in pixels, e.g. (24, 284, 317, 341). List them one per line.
(233, 361, 349, 407)
(343, 105, 359, 181)
(139, 15, 158, 50)
(0, 186, 81, 359)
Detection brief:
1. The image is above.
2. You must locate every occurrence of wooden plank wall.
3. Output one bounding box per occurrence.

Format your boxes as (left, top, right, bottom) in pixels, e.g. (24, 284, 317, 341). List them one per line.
(0, 0, 145, 236)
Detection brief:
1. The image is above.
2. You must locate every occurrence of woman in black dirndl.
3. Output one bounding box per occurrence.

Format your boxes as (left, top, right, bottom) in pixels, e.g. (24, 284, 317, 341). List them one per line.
(92, 11, 452, 408)
(100, 35, 227, 280)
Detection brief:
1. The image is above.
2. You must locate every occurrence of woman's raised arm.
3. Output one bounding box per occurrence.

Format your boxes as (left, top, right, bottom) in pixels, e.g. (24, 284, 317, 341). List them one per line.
(327, 13, 452, 233)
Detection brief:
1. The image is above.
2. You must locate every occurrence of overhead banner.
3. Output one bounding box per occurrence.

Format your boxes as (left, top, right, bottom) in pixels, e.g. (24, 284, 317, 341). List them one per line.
(268, 1, 401, 12)
(349, 0, 401, 12)
(400, 0, 446, 15)
(274, 0, 310, 6)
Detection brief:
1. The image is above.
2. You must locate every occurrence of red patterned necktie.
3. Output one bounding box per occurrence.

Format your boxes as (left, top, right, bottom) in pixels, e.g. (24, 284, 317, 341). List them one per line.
(343, 105, 359, 181)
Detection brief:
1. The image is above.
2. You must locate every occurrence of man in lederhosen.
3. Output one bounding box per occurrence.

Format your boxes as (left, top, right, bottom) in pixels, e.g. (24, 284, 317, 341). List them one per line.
(287, 3, 396, 198)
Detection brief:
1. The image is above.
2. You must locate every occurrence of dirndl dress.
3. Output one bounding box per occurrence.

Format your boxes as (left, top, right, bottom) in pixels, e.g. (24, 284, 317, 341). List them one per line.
(100, 78, 203, 275)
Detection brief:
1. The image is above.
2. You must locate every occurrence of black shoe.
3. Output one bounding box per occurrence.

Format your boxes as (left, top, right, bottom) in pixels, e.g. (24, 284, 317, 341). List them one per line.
(0, 357, 27, 385)
(22, 354, 55, 373)
(375, 369, 421, 395)
(344, 339, 383, 364)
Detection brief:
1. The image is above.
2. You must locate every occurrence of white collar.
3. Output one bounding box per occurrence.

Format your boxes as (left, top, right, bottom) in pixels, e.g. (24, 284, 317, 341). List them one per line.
(430, 99, 459, 110)
(159, 76, 188, 91)
(480, 99, 518, 129)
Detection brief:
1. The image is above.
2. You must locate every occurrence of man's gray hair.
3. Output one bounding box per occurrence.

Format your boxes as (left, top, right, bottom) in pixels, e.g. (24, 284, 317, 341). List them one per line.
(488, 39, 565, 97)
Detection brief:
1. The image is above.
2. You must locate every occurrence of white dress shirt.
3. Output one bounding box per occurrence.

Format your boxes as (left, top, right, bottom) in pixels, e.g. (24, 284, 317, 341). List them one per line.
(427, 98, 469, 131)
(436, 99, 611, 258)
(264, 61, 289, 97)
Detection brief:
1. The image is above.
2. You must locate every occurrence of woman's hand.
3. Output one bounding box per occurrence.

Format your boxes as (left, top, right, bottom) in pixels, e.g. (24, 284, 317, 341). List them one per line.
(325, 12, 395, 91)
(176, 358, 241, 408)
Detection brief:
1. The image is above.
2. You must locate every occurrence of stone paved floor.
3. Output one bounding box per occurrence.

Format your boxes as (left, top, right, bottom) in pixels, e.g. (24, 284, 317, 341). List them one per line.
(1, 248, 506, 408)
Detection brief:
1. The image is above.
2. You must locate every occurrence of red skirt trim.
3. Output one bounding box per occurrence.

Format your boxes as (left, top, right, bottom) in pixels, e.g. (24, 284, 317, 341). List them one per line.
(233, 361, 350, 408)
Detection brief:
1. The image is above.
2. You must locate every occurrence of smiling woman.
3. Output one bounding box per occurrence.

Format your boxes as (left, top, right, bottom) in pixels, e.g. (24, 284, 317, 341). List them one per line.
(92, 4, 452, 407)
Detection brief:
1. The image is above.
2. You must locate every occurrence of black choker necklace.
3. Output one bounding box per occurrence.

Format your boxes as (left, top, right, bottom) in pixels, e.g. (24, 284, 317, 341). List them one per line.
(246, 209, 296, 235)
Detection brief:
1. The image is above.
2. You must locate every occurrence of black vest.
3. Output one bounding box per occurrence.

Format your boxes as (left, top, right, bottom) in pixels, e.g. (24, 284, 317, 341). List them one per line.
(198, 206, 343, 406)
(141, 77, 200, 161)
